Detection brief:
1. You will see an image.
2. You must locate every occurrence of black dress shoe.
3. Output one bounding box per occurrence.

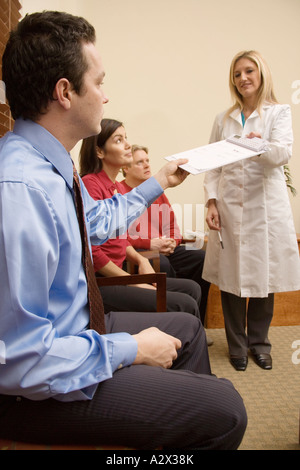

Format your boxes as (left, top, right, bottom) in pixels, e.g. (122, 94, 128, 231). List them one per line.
(253, 353, 272, 370)
(230, 356, 248, 371)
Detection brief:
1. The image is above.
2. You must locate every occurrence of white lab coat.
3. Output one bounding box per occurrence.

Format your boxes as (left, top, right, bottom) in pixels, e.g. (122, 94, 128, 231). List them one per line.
(203, 103, 300, 297)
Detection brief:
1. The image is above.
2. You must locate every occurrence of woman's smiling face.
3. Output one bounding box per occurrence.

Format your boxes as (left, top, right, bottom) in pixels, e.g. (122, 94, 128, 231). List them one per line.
(233, 58, 262, 101)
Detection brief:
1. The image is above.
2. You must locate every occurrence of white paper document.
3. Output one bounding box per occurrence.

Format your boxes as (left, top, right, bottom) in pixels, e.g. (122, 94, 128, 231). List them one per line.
(165, 136, 269, 175)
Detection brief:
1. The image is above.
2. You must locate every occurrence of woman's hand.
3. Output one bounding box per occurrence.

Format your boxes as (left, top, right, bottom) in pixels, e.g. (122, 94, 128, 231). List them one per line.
(126, 246, 157, 289)
(247, 132, 262, 139)
(136, 257, 156, 289)
(206, 199, 221, 231)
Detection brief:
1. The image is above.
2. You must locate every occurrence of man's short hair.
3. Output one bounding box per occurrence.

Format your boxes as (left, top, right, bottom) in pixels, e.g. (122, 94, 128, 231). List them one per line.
(2, 11, 96, 120)
(131, 144, 148, 155)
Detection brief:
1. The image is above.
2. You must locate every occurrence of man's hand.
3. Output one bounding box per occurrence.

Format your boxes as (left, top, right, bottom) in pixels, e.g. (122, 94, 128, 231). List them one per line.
(150, 237, 176, 254)
(154, 159, 189, 190)
(133, 327, 182, 368)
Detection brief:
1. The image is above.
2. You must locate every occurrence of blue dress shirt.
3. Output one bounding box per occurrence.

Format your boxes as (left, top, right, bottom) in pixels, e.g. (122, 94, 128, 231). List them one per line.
(0, 119, 163, 402)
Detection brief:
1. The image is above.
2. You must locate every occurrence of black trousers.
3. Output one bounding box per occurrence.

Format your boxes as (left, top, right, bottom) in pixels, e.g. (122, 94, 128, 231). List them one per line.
(221, 291, 274, 356)
(158, 246, 210, 324)
(100, 276, 201, 319)
(0, 312, 247, 450)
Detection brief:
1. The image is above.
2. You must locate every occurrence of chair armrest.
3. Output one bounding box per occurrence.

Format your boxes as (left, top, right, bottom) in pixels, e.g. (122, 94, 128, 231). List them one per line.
(181, 238, 196, 244)
(96, 273, 167, 312)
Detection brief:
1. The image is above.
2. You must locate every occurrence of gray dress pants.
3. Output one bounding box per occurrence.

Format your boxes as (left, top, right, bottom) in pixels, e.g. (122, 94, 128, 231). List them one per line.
(99, 277, 201, 319)
(221, 291, 274, 357)
(0, 311, 247, 450)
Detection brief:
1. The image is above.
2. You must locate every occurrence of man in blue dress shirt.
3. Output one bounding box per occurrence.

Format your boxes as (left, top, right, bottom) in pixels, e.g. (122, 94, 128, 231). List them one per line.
(0, 11, 247, 449)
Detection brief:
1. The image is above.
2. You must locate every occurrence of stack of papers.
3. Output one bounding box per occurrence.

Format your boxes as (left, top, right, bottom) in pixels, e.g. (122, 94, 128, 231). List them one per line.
(165, 135, 269, 175)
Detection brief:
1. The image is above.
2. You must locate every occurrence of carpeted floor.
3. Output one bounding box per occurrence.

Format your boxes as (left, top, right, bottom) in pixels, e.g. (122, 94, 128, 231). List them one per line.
(207, 325, 300, 450)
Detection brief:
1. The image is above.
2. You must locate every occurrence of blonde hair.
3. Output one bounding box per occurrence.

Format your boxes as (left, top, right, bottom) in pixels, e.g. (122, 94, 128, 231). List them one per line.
(131, 144, 148, 154)
(226, 50, 278, 119)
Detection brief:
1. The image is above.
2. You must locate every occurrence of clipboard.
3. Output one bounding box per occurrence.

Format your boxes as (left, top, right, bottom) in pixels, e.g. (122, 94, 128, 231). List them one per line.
(165, 135, 269, 175)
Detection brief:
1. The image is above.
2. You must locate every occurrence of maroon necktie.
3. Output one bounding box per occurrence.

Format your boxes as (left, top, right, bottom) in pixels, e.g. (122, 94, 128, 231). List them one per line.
(73, 165, 106, 335)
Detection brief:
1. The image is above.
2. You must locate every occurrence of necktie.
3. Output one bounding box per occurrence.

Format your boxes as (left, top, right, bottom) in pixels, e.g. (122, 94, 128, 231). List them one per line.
(73, 165, 106, 335)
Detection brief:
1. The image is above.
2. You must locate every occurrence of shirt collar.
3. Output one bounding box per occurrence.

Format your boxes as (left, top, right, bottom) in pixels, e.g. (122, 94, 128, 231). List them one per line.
(229, 103, 272, 123)
(13, 119, 74, 190)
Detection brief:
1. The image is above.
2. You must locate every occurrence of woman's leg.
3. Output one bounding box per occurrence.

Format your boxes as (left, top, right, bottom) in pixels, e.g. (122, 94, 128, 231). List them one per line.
(99, 278, 201, 319)
(247, 294, 274, 354)
(221, 291, 248, 357)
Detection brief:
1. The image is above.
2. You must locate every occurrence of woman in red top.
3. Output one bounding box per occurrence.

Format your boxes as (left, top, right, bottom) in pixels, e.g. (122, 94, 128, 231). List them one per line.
(79, 119, 202, 317)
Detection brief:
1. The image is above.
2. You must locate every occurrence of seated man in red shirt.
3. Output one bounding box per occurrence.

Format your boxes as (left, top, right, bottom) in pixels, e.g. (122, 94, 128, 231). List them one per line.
(120, 145, 211, 327)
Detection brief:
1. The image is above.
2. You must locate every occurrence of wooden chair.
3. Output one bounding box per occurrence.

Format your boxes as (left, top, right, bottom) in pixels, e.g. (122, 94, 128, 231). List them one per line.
(97, 272, 167, 312)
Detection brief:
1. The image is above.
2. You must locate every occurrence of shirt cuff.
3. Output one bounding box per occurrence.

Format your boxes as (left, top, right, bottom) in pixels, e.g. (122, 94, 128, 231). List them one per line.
(102, 332, 138, 371)
(137, 177, 163, 207)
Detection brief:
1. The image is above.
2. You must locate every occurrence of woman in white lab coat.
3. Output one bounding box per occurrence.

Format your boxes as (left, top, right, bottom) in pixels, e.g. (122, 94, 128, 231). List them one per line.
(203, 50, 300, 371)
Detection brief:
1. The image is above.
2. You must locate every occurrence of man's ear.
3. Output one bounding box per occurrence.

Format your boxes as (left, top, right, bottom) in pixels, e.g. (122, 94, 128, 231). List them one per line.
(53, 78, 73, 110)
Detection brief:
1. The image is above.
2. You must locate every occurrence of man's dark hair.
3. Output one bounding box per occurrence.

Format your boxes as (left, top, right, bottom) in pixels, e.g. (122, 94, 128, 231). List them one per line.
(2, 10, 96, 121)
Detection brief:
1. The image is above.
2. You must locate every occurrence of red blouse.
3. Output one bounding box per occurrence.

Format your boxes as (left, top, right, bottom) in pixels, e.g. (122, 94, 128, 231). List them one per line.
(82, 170, 130, 271)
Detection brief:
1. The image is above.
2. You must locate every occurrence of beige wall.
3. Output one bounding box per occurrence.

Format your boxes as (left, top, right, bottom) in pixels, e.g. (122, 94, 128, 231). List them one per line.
(21, 0, 300, 232)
